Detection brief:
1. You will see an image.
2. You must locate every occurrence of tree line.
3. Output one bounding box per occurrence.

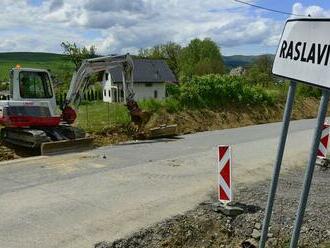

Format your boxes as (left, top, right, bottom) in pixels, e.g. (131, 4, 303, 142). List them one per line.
(61, 38, 276, 88)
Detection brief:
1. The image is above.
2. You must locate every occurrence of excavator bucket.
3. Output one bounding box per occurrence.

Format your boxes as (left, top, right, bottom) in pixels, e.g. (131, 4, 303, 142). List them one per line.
(147, 124, 178, 139)
(41, 137, 94, 156)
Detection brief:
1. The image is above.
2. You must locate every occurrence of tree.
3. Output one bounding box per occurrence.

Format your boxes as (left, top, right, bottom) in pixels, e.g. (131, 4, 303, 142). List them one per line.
(61, 42, 97, 70)
(138, 42, 182, 77)
(247, 55, 274, 87)
(179, 38, 225, 77)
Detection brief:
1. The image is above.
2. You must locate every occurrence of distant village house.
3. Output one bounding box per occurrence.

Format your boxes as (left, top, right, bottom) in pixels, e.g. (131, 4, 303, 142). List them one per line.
(102, 58, 177, 103)
(229, 66, 246, 76)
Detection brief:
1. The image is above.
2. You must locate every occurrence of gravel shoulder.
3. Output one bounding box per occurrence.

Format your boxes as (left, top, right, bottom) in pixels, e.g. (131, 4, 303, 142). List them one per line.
(96, 166, 330, 248)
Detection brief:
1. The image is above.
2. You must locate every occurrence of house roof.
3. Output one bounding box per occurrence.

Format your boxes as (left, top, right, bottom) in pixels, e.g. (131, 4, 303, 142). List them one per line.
(110, 58, 177, 83)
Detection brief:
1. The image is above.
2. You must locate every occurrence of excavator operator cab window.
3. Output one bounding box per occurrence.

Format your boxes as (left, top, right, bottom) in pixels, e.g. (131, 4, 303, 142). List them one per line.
(19, 71, 53, 99)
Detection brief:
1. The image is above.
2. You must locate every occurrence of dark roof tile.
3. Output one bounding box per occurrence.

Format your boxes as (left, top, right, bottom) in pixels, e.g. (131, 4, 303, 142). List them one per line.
(110, 58, 177, 83)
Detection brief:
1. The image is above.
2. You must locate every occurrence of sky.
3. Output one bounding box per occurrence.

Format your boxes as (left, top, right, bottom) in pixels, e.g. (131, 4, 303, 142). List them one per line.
(1, 0, 330, 56)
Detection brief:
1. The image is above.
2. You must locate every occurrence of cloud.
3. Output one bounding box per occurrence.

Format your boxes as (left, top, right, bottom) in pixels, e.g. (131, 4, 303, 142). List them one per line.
(49, 0, 64, 12)
(3, 1, 328, 55)
(84, 0, 146, 13)
(292, 2, 330, 17)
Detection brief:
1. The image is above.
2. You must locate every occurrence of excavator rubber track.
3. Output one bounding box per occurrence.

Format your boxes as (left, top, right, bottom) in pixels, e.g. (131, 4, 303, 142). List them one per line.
(1, 128, 50, 148)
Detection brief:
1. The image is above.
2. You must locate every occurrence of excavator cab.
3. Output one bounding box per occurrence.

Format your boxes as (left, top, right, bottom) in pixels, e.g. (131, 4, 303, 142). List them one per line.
(1, 67, 89, 154)
(9, 67, 58, 117)
(1, 68, 60, 128)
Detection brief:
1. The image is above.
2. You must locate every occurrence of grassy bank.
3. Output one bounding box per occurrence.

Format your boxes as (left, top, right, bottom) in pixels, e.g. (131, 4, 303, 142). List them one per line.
(79, 96, 322, 147)
(76, 74, 320, 137)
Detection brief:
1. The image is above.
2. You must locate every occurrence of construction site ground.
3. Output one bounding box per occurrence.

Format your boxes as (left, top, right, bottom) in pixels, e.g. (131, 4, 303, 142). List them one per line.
(96, 166, 330, 248)
(0, 97, 324, 162)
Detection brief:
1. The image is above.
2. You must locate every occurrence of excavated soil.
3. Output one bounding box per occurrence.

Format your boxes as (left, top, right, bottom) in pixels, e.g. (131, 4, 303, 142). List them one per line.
(0, 143, 15, 161)
(94, 98, 322, 146)
(95, 166, 330, 248)
(145, 98, 320, 134)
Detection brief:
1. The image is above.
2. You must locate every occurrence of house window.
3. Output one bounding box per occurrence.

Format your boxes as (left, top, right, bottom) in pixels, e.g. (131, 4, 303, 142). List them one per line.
(154, 90, 158, 99)
(104, 90, 106, 97)
(145, 83, 152, 87)
(108, 90, 111, 97)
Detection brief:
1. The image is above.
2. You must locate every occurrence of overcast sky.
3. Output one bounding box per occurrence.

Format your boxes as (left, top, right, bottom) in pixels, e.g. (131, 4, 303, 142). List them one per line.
(1, 0, 330, 56)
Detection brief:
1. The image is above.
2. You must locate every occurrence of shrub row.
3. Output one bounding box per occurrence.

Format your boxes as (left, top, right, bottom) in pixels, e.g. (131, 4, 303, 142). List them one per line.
(167, 74, 276, 109)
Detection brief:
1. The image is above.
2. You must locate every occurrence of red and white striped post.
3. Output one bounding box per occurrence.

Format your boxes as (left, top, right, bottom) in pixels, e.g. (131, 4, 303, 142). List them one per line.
(218, 145, 232, 204)
(317, 122, 330, 159)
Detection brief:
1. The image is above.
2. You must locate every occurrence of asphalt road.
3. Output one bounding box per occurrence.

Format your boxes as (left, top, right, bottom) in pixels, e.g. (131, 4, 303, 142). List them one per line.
(0, 118, 323, 248)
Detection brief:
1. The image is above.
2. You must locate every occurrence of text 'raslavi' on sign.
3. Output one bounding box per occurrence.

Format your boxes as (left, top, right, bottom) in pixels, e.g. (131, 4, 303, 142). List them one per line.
(273, 18, 330, 89)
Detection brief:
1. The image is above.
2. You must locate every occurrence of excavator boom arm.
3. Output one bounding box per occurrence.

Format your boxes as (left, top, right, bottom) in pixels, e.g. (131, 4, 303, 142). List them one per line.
(63, 54, 134, 110)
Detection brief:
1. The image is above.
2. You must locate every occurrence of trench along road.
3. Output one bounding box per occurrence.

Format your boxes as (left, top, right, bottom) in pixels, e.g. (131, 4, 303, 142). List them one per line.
(0, 118, 322, 248)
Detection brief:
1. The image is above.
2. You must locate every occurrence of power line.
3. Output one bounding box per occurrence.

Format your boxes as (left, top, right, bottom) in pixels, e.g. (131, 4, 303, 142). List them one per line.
(233, 0, 308, 17)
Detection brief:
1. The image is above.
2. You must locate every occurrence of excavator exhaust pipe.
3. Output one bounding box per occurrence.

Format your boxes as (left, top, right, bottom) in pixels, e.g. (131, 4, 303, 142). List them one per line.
(41, 137, 94, 156)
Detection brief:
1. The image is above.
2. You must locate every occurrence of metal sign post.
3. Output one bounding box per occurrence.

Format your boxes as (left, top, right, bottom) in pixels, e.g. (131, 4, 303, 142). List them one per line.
(259, 81, 297, 247)
(260, 18, 330, 248)
(290, 90, 330, 248)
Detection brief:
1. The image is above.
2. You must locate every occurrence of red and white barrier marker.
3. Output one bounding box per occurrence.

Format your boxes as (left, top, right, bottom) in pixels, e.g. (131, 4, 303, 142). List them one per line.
(317, 122, 330, 158)
(218, 145, 232, 204)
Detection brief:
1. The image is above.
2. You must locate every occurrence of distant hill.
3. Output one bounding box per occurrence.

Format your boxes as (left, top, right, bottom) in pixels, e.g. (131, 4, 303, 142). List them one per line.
(223, 54, 274, 69)
(0, 52, 67, 62)
(0, 52, 73, 84)
(0, 52, 273, 67)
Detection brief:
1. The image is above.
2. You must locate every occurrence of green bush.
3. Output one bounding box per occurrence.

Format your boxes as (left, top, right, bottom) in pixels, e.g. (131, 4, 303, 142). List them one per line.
(166, 83, 180, 97)
(297, 85, 321, 98)
(138, 99, 162, 112)
(140, 74, 276, 113)
(178, 74, 275, 108)
(164, 98, 181, 113)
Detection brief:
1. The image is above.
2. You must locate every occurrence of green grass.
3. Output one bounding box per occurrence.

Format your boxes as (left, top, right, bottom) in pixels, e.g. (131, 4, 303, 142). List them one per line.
(75, 98, 183, 132)
(76, 101, 131, 132)
(0, 52, 75, 90)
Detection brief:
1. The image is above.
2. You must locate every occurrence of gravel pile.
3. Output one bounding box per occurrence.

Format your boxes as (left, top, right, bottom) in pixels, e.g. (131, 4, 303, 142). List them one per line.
(95, 166, 330, 248)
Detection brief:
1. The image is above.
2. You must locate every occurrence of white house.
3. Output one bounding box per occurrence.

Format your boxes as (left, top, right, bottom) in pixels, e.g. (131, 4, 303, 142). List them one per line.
(102, 58, 177, 103)
(102, 72, 120, 103)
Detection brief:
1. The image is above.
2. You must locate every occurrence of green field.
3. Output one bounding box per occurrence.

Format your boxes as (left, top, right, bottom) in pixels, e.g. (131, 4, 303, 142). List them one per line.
(0, 52, 75, 89)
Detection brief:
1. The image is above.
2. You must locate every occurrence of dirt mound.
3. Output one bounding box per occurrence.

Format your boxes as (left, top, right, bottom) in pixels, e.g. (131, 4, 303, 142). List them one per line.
(146, 98, 321, 135)
(0, 143, 15, 162)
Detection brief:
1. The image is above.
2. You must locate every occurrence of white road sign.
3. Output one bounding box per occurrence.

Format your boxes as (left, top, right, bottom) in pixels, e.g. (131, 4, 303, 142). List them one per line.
(273, 18, 330, 89)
